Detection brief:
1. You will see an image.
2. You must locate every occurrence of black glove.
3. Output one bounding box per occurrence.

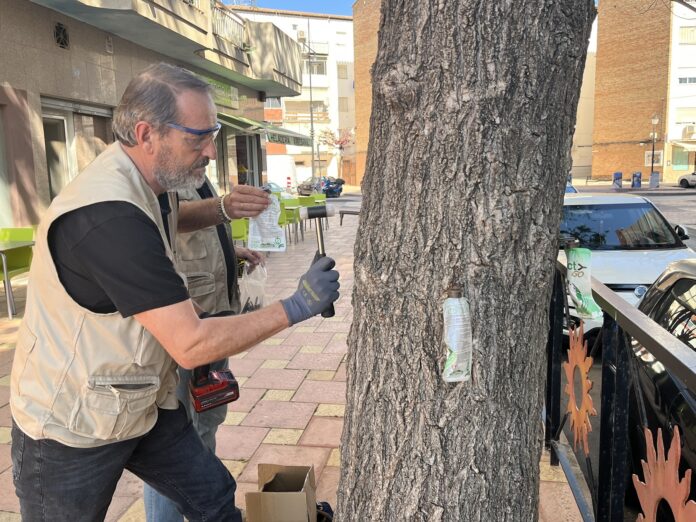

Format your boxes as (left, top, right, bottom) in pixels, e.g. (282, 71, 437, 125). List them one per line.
(281, 257, 340, 325)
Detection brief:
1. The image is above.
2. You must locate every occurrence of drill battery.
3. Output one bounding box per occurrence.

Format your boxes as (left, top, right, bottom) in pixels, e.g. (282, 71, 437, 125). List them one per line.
(189, 368, 240, 413)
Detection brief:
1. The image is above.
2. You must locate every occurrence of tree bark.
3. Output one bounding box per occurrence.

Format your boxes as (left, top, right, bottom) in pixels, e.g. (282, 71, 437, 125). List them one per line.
(338, 1, 595, 520)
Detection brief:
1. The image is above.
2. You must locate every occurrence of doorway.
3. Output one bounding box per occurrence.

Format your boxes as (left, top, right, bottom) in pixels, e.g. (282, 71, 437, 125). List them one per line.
(42, 113, 76, 200)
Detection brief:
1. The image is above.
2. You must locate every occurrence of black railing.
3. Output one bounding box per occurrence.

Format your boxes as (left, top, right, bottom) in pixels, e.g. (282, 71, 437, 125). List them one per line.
(545, 260, 696, 521)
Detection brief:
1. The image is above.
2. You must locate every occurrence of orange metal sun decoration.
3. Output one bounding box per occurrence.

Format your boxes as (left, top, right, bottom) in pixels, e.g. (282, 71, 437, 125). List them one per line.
(562, 322, 597, 456)
(633, 427, 696, 522)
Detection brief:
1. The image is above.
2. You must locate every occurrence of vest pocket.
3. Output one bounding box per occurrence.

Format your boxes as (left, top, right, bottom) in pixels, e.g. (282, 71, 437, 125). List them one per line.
(68, 375, 160, 440)
(186, 271, 216, 298)
(13, 325, 37, 396)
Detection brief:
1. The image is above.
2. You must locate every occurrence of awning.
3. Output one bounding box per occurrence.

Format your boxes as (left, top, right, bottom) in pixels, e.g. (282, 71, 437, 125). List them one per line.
(217, 113, 312, 148)
(672, 140, 696, 152)
(264, 126, 312, 148)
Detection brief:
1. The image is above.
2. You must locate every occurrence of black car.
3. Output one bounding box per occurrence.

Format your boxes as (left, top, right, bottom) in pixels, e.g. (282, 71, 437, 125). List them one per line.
(627, 258, 696, 505)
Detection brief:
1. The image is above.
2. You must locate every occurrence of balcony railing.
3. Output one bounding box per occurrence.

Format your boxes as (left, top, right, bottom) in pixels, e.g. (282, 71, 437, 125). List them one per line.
(545, 260, 696, 521)
(284, 112, 330, 124)
(212, 5, 245, 48)
(182, 0, 200, 8)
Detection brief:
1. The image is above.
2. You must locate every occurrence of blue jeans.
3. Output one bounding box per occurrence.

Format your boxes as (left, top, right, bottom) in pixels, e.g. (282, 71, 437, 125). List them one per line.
(144, 360, 229, 522)
(11, 403, 241, 522)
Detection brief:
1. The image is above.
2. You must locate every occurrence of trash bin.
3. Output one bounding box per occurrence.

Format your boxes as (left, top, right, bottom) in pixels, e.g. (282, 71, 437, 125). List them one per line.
(631, 171, 642, 189)
(612, 171, 623, 190)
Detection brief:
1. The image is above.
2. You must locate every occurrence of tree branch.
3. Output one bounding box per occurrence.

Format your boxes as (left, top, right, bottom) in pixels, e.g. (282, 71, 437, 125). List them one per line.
(673, 0, 696, 14)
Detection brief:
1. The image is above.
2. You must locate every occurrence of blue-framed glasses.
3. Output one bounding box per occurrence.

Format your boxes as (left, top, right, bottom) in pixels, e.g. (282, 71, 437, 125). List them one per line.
(166, 122, 222, 150)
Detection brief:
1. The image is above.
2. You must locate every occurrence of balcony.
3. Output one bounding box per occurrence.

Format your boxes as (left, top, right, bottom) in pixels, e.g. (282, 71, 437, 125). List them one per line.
(30, 1, 302, 97)
(284, 112, 331, 124)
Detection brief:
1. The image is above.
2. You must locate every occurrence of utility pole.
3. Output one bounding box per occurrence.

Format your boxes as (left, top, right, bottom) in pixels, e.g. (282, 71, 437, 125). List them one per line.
(306, 18, 318, 185)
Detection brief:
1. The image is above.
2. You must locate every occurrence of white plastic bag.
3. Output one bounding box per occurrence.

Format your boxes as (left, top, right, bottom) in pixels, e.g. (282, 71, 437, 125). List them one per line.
(248, 195, 286, 252)
(239, 264, 267, 314)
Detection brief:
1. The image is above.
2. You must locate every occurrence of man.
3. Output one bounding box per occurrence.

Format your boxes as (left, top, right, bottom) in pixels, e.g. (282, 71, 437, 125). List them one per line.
(10, 63, 339, 521)
(143, 176, 264, 521)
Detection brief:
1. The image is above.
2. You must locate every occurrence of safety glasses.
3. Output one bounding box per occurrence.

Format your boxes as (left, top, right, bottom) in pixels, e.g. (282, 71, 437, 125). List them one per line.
(166, 122, 222, 150)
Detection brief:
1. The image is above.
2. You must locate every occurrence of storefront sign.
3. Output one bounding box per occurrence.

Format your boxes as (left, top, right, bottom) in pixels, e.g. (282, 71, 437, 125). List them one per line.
(198, 74, 239, 110)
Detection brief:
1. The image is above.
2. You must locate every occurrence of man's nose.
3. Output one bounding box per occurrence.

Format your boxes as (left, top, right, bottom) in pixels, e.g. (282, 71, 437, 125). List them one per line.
(202, 139, 217, 160)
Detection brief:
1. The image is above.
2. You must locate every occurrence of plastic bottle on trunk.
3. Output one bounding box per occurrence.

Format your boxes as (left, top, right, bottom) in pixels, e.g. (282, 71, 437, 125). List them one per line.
(442, 286, 473, 383)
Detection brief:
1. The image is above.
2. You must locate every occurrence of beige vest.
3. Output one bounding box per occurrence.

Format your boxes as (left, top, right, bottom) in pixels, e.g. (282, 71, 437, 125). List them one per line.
(177, 181, 239, 315)
(11, 142, 181, 448)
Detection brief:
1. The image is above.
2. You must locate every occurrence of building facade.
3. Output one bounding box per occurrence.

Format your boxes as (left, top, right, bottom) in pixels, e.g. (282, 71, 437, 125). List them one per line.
(230, 6, 356, 186)
(0, 0, 303, 227)
(593, 0, 696, 182)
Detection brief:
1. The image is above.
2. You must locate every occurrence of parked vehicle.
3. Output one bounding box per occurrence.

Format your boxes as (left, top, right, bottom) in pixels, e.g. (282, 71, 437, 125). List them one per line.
(297, 176, 345, 198)
(565, 184, 578, 194)
(677, 171, 696, 188)
(559, 194, 696, 342)
(626, 258, 696, 506)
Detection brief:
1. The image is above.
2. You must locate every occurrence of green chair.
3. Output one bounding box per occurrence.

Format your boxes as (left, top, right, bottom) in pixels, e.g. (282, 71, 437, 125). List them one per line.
(312, 194, 329, 230)
(298, 196, 318, 233)
(280, 198, 303, 244)
(230, 219, 248, 246)
(0, 227, 35, 318)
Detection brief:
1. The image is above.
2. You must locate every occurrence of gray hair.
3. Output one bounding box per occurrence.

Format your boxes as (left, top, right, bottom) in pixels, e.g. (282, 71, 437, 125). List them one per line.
(113, 62, 212, 147)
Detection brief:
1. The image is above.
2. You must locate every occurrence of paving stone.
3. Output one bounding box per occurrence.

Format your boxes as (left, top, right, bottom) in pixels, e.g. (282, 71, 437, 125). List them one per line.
(115, 499, 144, 522)
(0, 406, 11, 428)
(314, 321, 352, 334)
(243, 368, 307, 390)
(0, 427, 10, 445)
(261, 359, 288, 369)
(0, 445, 10, 473)
(299, 418, 344, 448)
(0, 469, 19, 512)
(238, 444, 331, 484)
(287, 353, 343, 371)
(216, 425, 269, 460)
(316, 466, 340, 509)
(232, 481, 257, 511)
(334, 363, 347, 382)
(538, 480, 583, 522)
(299, 345, 324, 353)
(0, 512, 21, 521)
(229, 388, 266, 413)
(280, 332, 335, 348)
(293, 381, 346, 405)
(263, 389, 294, 401)
(245, 343, 302, 360)
(228, 357, 263, 377)
(224, 412, 247, 426)
(315, 404, 345, 417)
(307, 370, 335, 381)
(0, 388, 8, 408)
(242, 400, 315, 429)
(327, 448, 341, 467)
(263, 428, 303, 445)
(221, 459, 247, 480)
(294, 326, 316, 333)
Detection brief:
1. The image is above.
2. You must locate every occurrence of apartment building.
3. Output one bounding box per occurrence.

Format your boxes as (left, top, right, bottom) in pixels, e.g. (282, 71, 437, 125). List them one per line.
(0, 0, 303, 227)
(593, 0, 696, 182)
(230, 6, 356, 185)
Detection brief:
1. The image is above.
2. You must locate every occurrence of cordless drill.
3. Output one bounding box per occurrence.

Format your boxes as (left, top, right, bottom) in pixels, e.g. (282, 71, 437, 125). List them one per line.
(189, 310, 240, 413)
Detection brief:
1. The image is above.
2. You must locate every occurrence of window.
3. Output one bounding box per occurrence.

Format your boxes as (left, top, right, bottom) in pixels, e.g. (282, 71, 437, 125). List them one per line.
(680, 26, 696, 44)
(654, 279, 696, 352)
(264, 97, 281, 108)
(337, 64, 348, 79)
(678, 77, 696, 84)
(675, 107, 696, 124)
(673, 146, 690, 171)
(338, 97, 349, 112)
(42, 113, 76, 199)
(304, 55, 327, 76)
(559, 203, 681, 250)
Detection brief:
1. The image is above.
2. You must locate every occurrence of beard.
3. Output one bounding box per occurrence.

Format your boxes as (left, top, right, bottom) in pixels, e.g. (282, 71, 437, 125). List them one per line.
(153, 144, 209, 191)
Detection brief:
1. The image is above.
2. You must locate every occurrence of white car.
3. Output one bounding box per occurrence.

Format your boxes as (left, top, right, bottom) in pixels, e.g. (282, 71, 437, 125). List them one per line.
(677, 172, 696, 188)
(559, 194, 696, 339)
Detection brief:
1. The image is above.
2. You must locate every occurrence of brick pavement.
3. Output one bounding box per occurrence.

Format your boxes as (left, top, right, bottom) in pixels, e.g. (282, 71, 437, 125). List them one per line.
(0, 201, 581, 521)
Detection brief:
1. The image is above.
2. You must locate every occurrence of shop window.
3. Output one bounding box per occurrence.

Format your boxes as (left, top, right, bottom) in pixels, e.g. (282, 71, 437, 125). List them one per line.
(673, 147, 690, 171)
(680, 26, 696, 44)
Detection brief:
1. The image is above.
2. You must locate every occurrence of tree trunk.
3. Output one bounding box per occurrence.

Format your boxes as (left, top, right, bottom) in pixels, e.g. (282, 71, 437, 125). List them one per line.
(338, 2, 595, 521)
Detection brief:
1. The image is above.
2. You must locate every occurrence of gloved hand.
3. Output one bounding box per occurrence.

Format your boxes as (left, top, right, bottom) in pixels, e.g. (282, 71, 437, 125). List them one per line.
(281, 257, 340, 325)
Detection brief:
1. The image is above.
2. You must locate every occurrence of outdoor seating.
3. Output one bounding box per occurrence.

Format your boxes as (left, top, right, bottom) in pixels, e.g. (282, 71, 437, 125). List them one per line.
(280, 197, 303, 244)
(230, 218, 248, 245)
(0, 227, 35, 318)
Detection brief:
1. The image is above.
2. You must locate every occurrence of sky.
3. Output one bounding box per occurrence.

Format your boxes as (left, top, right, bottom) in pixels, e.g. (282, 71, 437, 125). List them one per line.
(226, 1, 354, 16)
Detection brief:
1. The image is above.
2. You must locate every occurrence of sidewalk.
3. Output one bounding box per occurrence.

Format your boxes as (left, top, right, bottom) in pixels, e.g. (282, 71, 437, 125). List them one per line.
(0, 210, 580, 521)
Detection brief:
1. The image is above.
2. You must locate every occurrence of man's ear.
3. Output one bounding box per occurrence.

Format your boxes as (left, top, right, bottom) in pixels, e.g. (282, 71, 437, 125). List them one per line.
(134, 121, 156, 154)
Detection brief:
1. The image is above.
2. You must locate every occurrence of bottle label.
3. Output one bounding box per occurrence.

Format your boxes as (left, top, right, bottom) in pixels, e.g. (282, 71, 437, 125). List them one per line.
(442, 297, 472, 383)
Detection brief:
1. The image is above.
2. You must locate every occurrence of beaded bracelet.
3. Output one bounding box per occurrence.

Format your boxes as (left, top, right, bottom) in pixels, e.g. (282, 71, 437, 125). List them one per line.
(218, 194, 232, 223)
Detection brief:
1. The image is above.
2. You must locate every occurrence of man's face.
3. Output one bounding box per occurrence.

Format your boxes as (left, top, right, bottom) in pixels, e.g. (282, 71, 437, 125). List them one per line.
(152, 89, 218, 191)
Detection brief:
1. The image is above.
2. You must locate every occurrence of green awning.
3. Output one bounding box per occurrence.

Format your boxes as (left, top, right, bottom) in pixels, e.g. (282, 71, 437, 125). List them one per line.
(264, 125, 312, 148)
(217, 113, 312, 148)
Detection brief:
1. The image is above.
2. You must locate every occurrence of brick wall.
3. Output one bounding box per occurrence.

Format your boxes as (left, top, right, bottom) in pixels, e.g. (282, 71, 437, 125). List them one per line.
(592, 0, 671, 180)
(353, 0, 380, 188)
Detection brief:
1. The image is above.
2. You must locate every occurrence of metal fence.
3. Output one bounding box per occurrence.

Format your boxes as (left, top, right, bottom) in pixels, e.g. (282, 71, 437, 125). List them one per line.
(545, 261, 696, 521)
(212, 5, 245, 48)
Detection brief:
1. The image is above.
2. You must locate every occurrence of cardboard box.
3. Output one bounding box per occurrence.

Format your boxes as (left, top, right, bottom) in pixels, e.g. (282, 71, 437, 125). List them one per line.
(245, 464, 317, 522)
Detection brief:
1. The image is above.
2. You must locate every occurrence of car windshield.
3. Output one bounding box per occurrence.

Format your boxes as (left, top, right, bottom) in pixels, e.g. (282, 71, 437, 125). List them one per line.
(560, 203, 683, 250)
